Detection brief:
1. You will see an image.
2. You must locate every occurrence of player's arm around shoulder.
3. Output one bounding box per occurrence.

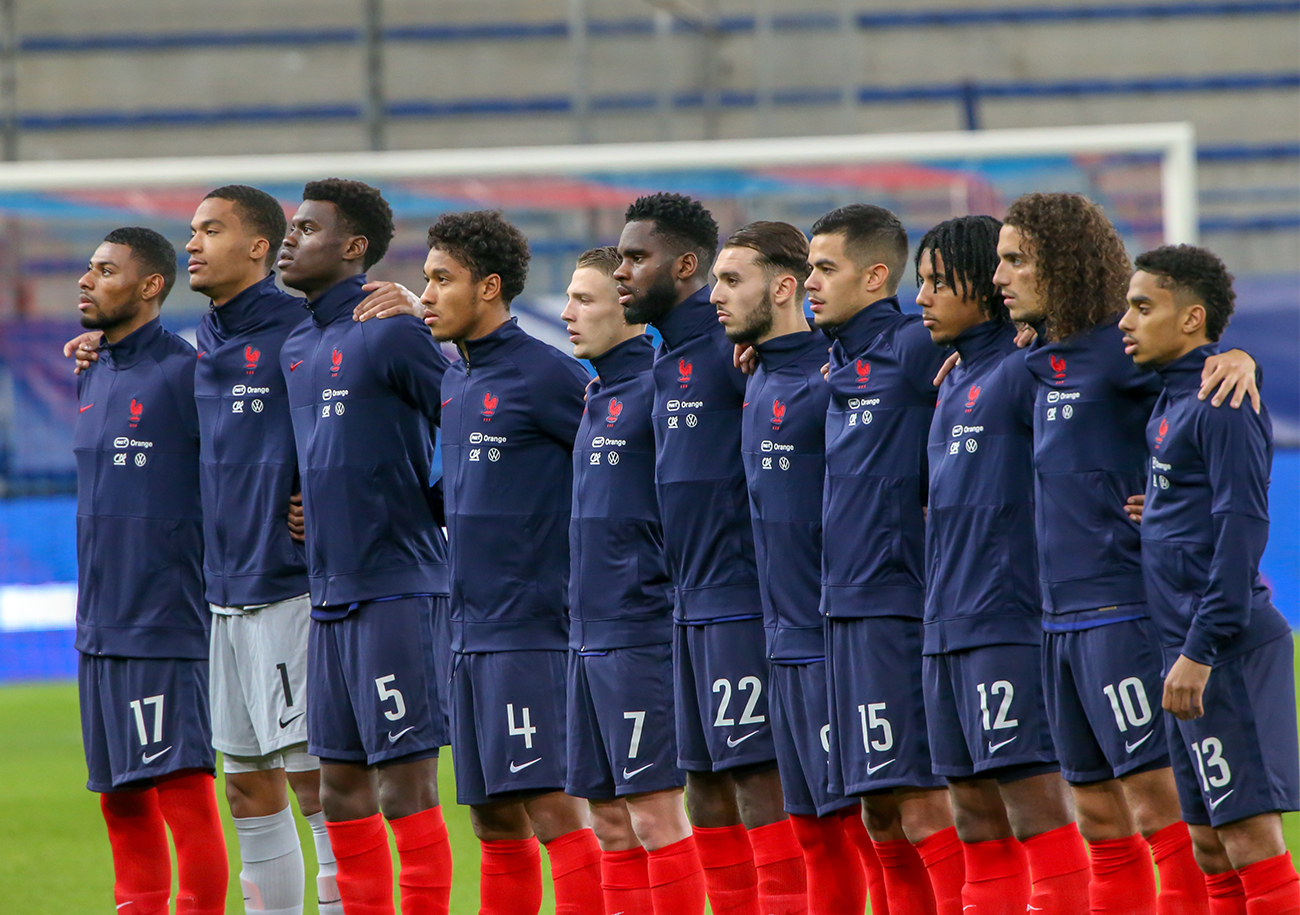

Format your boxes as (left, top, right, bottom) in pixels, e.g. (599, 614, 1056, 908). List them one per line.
(526, 347, 590, 447)
(360, 311, 451, 422)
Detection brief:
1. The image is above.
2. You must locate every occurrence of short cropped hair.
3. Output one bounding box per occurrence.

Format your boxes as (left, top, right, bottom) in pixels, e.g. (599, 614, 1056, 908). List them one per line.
(302, 178, 394, 270)
(810, 204, 908, 292)
(624, 192, 719, 269)
(427, 210, 531, 305)
(723, 221, 811, 289)
(1134, 244, 1236, 342)
(915, 215, 1008, 324)
(204, 184, 287, 268)
(576, 245, 621, 277)
(103, 226, 177, 303)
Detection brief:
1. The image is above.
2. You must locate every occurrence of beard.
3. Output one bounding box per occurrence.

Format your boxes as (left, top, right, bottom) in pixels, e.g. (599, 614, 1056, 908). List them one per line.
(723, 289, 774, 345)
(622, 269, 679, 327)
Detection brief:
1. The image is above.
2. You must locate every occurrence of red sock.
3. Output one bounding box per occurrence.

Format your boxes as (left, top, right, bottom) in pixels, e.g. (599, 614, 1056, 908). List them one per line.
(1204, 869, 1247, 915)
(873, 838, 938, 915)
(1146, 822, 1209, 915)
(545, 828, 604, 915)
(1237, 853, 1300, 915)
(842, 808, 890, 915)
(325, 813, 395, 915)
(960, 837, 1030, 915)
(749, 820, 809, 914)
(789, 812, 866, 915)
(602, 846, 654, 915)
(647, 835, 707, 915)
(1021, 823, 1089, 915)
(693, 824, 760, 915)
(154, 772, 229, 915)
(1088, 834, 1157, 915)
(389, 806, 452, 915)
(100, 788, 172, 915)
(915, 827, 965, 915)
(480, 837, 543, 915)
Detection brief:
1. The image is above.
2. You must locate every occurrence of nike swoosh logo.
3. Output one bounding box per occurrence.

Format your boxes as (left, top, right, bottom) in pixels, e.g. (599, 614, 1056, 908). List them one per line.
(1125, 731, 1154, 754)
(988, 736, 1018, 754)
(289, 360, 304, 371)
(623, 763, 654, 779)
(79, 403, 94, 412)
(387, 726, 415, 742)
(142, 746, 172, 764)
(510, 757, 542, 773)
(1208, 789, 1234, 811)
(726, 730, 760, 748)
(278, 711, 304, 729)
(442, 397, 453, 407)
(866, 758, 896, 775)
(743, 402, 749, 407)
(117, 904, 134, 910)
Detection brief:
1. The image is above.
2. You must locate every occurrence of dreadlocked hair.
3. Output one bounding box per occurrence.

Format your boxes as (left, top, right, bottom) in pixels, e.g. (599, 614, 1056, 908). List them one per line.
(915, 215, 1008, 324)
(1003, 192, 1131, 342)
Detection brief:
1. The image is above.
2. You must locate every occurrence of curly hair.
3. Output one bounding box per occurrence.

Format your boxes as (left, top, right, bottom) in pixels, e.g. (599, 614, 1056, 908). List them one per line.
(915, 215, 1008, 324)
(1003, 192, 1131, 342)
(810, 203, 908, 293)
(302, 178, 394, 269)
(103, 226, 178, 303)
(624, 192, 719, 267)
(204, 185, 286, 268)
(1134, 244, 1236, 342)
(427, 210, 531, 305)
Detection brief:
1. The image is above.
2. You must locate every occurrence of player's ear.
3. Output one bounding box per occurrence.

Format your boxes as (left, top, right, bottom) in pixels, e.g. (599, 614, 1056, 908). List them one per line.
(139, 272, 165, 303)
(479, 272, 502, 303)
(676, 251, 698, 282)
(773, 273, 798, 306)
(1181, 302, 1207, 337)
(249, 237, 270, 265)
(863, 262, 890, 294)
(344, 235, 369, 265)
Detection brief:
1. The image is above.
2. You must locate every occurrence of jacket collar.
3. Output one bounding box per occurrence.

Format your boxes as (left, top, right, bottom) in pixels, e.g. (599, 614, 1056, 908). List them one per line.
(306, 274, 367, 327)
(952, 319, 1017, 369)
(825, 295, 902, 354)
(652, 285, 716, 349)
(210, 273, 287, 335)
(100, 317, 165, 368)
(755, 327, 825, 372)
(591, 334, 654, 384)
(1155, 343, 1220, 394)
(462, 317, 528, 366)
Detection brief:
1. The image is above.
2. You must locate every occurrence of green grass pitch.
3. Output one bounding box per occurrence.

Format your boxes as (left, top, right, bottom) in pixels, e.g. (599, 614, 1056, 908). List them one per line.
(1, 641, 1297, 913)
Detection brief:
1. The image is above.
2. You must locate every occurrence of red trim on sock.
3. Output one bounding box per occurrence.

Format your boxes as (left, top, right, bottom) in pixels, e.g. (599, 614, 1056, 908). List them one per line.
(647, 835, 707, 914)
(693, 825, 760, 915)
(874, 838, 938, 915)
(101, 789, 171, 915)
(479, 837, 542, 915)
(840, 809, 890, 915)
(1204, 869, 1247, 915)
(545, 828, 603, 915)
(326, 813, 395, 915)
(601, 846, 653, 915)
(915, 827, 965, 915)
(1237, 853, 1300, 915)
(1020, 823, 1088, 915)
(749, 820, 809, 915)
(389, 806, 452, 915)
(789, 813, 867, 915)
(960, 837, 1030, 915)
(1088, 834, 1156, 915)
(154, 772, 229, 915)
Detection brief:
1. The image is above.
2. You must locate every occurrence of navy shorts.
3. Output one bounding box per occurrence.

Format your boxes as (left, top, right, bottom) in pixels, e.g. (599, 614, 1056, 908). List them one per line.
(451, 649, 569, 806)
(79, 653, 215, 793)
(431, 595, 452, 743)
(674, 617, 777, 772)
(566, 643, 685, 801)
(826, 616, 944, 795)
(1166, 636, 1300, 828)
(1042, 617, 1170, 784)
(307, 596, 447, 766)
(924, 644, 1058, 780)
(770, 660, 857, 817)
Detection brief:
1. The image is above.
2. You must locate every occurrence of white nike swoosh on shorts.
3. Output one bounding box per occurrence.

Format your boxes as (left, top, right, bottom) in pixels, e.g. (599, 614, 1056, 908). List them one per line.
(510, 757, 542, 773)
(726, 730, 760, 748)
(623, 763, 654, 779)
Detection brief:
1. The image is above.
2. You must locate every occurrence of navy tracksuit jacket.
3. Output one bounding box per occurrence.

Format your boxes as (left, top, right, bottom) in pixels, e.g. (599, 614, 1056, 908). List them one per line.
(822, 297, 948, 620)
(650, 286, 762, 623)
(195, 273, 309, 608)
(925, 320, 1042, 654)
(280, 275, 451, 616)
(74, 318, 207, 659)
(741, 328, 833, 661)
(568, 334, 674, 651)
(1141, 344, 1290, 665)
(440, 318, 590, 653)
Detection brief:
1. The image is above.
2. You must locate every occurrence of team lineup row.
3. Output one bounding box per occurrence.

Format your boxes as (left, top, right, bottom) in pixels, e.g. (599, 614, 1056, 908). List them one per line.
(66, 180, 1297, 915)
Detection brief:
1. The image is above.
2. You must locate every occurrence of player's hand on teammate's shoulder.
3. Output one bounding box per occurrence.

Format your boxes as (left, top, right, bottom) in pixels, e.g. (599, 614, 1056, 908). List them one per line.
(1123, 494, 1144, 525)
(63, 330, 103, 375)
(1162, 654, 1211, 720)
(287, 493, 305, 543)
(353, 281, 426, 323)
(933, 352, 960, 387)
(734, 344, 758, 375)
(1200, 349, 1261, 413)
(1013, 322, 1037, 348)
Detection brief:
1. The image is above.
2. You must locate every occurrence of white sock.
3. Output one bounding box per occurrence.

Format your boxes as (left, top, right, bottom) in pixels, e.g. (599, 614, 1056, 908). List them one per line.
(235, 805, 305, 915)
(305, 810, 343, 915)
